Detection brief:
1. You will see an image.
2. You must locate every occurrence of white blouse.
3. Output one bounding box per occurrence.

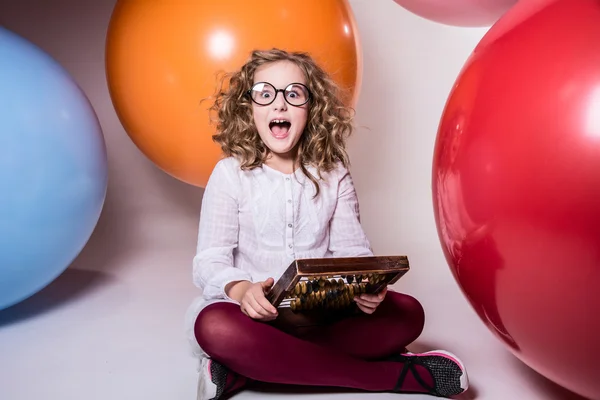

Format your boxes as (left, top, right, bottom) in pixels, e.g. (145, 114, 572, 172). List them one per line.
(184, 156, 373, 358)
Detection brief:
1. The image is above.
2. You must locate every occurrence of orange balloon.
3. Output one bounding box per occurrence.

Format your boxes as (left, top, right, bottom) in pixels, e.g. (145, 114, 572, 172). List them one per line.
(105, 0, 362, 187)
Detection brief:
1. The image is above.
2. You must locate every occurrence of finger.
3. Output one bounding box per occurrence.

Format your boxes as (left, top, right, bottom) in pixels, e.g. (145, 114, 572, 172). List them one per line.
(256, 293, 278, 315)
(252, 285, 278, 314)
(261, 312, 278, 321)
(355, 295, 381, 308)
(261, 277, 275, 290)
(365, 287, 387, 301)
(356, 302, 376, 314)
(378, 286, 388, 299)
(247, 293, 277, 318)
(359, 287, 387, 302)
(246, 295, 269, 318)
(259, 278, 276, 300)
(241, 302, 261, 319)
(358, 293, 379, 302)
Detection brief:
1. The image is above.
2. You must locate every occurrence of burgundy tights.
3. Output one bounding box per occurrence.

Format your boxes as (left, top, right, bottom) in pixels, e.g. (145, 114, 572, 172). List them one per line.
(194, 290, 431, 394)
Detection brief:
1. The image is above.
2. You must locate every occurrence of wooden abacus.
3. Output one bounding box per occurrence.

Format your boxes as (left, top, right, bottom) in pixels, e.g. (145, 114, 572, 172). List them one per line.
(266, 256, 409, 317)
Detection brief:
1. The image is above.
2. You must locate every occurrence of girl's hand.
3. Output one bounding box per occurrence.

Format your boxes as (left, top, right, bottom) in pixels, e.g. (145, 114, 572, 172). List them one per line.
(240, 278, 279, 321)
(354, 286, 387, 314)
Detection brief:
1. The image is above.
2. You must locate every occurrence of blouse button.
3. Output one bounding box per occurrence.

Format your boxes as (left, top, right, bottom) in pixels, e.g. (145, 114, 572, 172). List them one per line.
(288, 224, 292, 228)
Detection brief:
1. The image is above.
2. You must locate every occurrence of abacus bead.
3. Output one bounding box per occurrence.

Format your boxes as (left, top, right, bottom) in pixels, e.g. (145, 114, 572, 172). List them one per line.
(306, 282, 313, 294)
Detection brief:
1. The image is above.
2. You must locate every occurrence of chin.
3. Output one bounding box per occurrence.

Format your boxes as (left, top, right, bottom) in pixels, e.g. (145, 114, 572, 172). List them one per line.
(261, 133, 300, 156)
(267, 143, 296, 156)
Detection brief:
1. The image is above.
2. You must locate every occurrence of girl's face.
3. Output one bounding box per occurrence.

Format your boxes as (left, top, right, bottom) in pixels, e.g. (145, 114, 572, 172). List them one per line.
(250, 60, 309, 168)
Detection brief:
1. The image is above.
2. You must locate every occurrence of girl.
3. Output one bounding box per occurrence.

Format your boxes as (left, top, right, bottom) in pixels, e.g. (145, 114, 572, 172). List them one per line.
(185, 49, 469, 399)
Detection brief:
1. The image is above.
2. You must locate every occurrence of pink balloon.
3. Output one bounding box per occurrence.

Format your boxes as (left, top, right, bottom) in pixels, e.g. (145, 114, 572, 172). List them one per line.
(393, 0, 518, 27)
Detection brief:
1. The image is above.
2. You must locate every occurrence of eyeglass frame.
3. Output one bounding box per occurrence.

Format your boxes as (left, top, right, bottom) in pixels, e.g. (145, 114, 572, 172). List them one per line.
(246, 81, 311, 107)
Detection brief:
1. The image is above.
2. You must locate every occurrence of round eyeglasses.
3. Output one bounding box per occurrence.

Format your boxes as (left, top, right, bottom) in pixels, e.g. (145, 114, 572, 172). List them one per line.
(248, 82, 311, 107)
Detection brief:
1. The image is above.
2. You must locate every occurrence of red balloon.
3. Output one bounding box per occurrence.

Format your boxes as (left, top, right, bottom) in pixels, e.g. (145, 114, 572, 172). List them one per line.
(433, 0, 600, 398)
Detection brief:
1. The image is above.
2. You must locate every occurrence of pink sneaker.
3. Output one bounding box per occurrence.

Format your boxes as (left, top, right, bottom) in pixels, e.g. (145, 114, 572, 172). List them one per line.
(197, 357, 245, 400)
(391, 350, 469, 398)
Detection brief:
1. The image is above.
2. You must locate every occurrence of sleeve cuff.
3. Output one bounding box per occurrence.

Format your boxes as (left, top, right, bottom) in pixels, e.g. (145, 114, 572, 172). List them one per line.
(220, 275, 254, 304)
(200, 268, 253, 303)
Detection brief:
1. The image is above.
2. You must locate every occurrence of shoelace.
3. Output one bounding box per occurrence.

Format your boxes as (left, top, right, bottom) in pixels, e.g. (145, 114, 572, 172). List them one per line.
(394, 355, 436, 394)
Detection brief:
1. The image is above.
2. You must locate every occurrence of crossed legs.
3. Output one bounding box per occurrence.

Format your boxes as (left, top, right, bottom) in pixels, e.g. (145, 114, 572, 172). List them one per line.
(194, 290, 431, 392)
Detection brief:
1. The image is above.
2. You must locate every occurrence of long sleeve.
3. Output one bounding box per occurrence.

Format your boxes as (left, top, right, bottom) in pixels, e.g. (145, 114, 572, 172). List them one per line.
(192, 159, 252, 301)
(328, 166, 374, 257)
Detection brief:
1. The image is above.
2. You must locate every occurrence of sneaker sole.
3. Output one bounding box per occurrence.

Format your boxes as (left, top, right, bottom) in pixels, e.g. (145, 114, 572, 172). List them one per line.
(197, 358, 217, 400)
(415, 350, 469, 392)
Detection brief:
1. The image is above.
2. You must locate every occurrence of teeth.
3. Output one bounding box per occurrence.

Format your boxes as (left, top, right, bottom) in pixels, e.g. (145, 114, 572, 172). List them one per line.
(271, 119, 289, 124)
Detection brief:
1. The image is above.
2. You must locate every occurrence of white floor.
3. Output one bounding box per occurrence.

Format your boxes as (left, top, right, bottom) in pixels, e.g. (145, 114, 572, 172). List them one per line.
(0, 217, 587, 400)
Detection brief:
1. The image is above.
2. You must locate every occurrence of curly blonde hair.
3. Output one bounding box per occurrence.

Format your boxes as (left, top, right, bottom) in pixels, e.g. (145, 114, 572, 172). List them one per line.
(208, 48, 356, 196)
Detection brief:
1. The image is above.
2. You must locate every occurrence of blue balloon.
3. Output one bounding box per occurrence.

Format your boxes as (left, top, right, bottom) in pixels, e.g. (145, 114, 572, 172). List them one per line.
(0, 27, 108, 311)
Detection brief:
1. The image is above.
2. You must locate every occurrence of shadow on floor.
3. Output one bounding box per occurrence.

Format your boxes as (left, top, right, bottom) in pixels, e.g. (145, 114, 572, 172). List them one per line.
(0, 267, 113, 327)
(507, 354, 590, 400)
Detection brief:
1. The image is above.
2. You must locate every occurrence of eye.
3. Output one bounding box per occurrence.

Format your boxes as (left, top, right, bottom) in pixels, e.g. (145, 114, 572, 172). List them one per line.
(286, 84, 308, 101)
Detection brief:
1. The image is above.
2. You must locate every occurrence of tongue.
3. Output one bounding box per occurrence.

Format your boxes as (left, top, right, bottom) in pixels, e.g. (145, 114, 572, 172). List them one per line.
(271, 124, 289, 138)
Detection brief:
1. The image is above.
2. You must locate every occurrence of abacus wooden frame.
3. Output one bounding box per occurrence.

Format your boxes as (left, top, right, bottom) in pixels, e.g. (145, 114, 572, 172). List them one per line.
(266, 255, 410, 308)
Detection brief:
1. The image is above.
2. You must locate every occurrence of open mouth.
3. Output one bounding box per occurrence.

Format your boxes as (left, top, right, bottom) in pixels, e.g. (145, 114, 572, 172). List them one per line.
(269, 119, 291, 138)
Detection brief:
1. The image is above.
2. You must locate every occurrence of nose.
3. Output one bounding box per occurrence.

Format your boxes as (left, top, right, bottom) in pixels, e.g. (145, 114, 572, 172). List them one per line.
(271, 90, 288, 110)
